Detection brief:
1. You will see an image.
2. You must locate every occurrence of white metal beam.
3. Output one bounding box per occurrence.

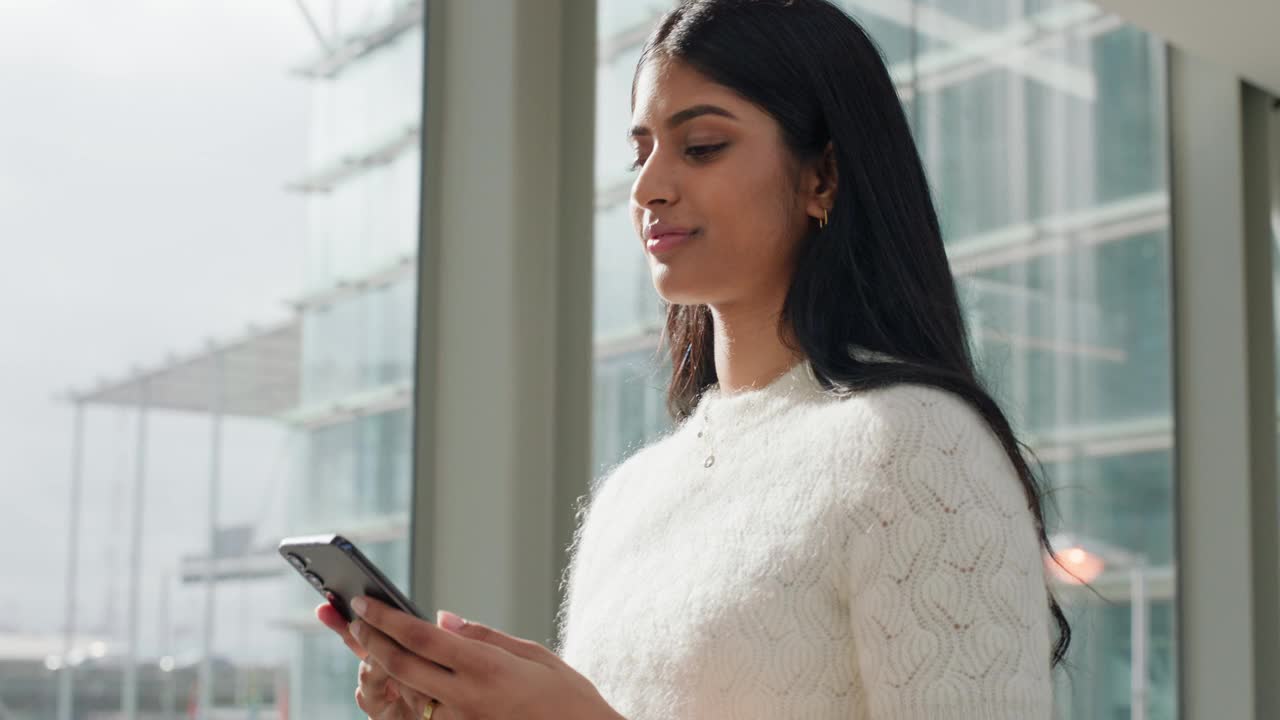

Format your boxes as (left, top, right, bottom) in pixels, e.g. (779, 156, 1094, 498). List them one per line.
(291, 0, 424, 79)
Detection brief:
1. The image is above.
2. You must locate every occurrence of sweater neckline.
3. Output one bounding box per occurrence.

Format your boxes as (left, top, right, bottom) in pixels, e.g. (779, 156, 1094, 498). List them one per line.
(687, 344, 903, 431)
(691, 357, 826, 431)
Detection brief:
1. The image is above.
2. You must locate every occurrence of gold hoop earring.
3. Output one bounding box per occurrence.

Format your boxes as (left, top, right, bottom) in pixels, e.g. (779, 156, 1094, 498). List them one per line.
(819, 208, 829, 229)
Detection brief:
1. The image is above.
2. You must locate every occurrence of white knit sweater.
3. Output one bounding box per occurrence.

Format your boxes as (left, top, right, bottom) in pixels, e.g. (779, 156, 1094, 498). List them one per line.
(555, 358, 1054, 719)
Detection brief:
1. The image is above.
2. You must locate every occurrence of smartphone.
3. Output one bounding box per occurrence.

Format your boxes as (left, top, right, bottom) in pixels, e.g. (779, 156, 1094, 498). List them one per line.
(278, 533, 428, 623)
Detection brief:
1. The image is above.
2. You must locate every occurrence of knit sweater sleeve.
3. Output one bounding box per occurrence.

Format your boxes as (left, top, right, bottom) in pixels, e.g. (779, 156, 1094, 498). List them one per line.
(841, 386, 1053, 719)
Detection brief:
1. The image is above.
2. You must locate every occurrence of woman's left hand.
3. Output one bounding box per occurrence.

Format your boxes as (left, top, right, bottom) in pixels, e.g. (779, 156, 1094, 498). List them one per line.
(347, 595, 623, 720)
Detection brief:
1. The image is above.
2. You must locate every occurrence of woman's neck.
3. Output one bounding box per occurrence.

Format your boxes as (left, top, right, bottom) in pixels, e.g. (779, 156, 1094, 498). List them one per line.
(708, 298, 805, 396)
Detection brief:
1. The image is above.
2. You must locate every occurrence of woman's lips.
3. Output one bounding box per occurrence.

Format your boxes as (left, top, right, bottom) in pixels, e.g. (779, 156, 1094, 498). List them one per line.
(646, 229, 696, 255)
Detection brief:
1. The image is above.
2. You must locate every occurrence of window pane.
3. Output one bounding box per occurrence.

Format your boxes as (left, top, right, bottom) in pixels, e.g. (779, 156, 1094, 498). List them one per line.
(0, 4, 424, 720)
(592, 1, 1176, 717)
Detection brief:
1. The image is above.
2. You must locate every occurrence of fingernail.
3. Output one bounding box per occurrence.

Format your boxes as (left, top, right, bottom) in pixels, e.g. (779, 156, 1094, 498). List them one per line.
(350, 619, 364, 638)
(351, 596, 368, 616)
(437, 610, 466, 632)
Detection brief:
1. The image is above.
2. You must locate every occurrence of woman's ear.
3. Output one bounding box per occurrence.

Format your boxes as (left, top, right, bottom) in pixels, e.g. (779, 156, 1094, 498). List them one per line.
(805, 141, 839, 221)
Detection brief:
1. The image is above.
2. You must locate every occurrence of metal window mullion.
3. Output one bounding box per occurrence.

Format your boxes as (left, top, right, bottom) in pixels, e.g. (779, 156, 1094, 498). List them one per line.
(410, 0, 595, 645)
(1169, 47, 1279, 719)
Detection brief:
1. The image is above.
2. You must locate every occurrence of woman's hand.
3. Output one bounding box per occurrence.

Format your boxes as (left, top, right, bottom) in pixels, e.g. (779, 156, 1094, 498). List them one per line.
(345, 595, 623, 720)
(316, 603, 450, 720)
(354, 657, 432, 720)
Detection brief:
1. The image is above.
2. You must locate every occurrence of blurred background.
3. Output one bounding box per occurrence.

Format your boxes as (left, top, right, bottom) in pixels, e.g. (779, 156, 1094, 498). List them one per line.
(1, 1, 1277, 720)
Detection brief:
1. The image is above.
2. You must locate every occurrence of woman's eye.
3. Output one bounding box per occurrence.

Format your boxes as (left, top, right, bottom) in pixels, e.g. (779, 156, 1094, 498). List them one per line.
(626, 143, 727, 173)
(685, 142, 727, 160)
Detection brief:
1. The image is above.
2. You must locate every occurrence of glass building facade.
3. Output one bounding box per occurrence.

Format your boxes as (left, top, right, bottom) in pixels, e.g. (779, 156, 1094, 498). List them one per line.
(591, 1, 1176, 717)
(284, 3, 422, 720)
(0, 3, 422, 720)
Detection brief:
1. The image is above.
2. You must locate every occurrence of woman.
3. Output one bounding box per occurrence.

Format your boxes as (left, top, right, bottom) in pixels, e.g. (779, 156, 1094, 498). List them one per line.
(318, 0, 1070, 717)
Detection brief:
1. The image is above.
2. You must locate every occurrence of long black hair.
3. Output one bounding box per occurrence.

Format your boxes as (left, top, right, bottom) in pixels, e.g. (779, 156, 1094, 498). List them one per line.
(636, 0, 1071, 667)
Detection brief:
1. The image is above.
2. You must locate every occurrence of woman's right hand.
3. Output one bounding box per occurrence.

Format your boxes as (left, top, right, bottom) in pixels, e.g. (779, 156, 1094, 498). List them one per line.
(316, 603, 449, 720)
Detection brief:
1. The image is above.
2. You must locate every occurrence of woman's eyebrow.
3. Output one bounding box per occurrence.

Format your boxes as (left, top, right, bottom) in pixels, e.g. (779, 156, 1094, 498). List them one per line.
(628, 104, 738, 139)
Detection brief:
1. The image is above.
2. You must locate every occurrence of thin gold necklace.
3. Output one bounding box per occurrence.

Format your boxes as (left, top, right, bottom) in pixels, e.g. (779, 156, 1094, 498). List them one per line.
(697, 401, 716, 469)
(697, 360, 810, 470)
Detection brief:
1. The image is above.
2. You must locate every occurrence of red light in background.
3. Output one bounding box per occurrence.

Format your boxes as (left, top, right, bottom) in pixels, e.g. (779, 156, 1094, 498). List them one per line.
(1047, 545, 1105, 584)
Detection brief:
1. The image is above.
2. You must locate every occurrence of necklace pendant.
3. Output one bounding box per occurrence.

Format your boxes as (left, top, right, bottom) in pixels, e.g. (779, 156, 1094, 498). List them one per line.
(704, 454, 715, 468)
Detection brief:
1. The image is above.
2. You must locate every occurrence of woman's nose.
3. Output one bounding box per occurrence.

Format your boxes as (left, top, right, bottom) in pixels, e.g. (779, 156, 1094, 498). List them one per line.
(630, 152, 678, 208)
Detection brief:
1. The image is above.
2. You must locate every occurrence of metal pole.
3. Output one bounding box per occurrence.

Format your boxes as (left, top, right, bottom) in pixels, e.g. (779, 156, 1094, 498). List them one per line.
(57, 402, 86, 720)
(1131, 557, 1149, 720)
(123, 384, 150, 720)
(198, 353, 225, 720)
(160, 571, 175, 720)
(289, 0, 333, 53)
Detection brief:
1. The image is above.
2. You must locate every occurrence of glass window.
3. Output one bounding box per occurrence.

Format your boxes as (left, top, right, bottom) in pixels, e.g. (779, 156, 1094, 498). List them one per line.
(598, 0, 675, 39)
(590, 2, 1176, 717)
(595, 44, 647, 195)
(593, 205, 662, 343)
(593, 350, 671, 474)
(0, 4, 424, 720)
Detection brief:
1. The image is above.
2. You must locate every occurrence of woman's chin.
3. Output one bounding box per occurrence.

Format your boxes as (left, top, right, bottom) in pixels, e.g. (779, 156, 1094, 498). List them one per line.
(650, 271, 712, 306)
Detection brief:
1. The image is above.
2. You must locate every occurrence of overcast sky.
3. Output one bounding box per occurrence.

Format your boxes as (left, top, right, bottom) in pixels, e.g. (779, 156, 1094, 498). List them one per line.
(1, 0, 323, 662)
